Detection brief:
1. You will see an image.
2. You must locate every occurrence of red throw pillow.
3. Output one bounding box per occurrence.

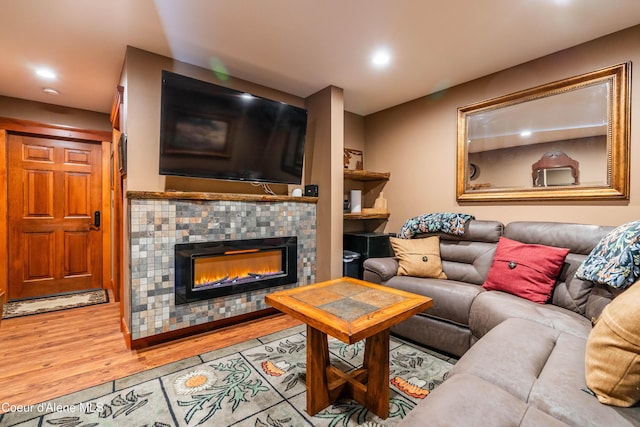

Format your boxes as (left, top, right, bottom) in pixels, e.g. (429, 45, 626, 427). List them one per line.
(482, 236, 570, 304)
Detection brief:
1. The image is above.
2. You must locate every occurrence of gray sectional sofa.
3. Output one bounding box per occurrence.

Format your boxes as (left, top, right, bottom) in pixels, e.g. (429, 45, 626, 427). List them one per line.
(363, 220, 640, 426)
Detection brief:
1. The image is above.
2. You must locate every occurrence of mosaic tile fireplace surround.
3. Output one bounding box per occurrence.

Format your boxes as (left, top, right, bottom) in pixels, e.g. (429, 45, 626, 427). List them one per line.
(128, 193, 316, 341)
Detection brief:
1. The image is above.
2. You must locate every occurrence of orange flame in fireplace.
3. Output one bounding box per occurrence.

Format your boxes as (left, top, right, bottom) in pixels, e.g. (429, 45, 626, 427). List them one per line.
(194, 250, 283, 287)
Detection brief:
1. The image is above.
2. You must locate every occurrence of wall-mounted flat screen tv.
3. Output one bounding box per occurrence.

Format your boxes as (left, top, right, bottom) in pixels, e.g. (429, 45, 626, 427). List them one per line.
(159, 70, 307, 185)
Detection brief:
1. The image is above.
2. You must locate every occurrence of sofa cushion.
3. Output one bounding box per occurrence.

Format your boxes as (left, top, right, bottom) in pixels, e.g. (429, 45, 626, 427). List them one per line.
(391, 315, 472, 357)
(469, 291, 593, 340)
(390, 236, 446, 279)
(452, 318, 640, 427)
(385, 276, 482, 326)
(440, 241, 497, 285)
(551, 253, 596, 316)
(504, 221, 613, 256)
(454, 318, 562, 401)
(585, 283, 625, 323)
(504, 221, 615, 315)
(585, 280, 640, 407)
(482, 236, 569, 303)
(528, 328, 640, 427)
(576, 220, 640, 289)
(396, 374, 570, 427)
(408, 219, 503, 285)
(440, 219, 503, 243)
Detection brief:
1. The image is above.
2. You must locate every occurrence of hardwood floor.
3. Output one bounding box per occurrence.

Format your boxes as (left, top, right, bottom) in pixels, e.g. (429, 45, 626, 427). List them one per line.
(0, 297, 301, 412)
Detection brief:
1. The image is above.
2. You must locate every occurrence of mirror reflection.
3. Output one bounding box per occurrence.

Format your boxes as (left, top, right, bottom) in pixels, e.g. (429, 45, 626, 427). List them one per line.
(457, 63, 630, 202)
(532, 151, 579, 187)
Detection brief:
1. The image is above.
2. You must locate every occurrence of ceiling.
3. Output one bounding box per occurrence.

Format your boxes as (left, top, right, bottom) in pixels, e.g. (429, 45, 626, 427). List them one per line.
(1, 0, 640, 116)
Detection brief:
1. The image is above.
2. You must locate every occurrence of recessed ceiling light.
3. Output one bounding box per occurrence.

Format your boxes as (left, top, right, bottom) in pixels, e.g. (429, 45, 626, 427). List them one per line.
(371, 49, 391, 67)
(36, 68, 57, 79)
(520, 130, 532, 137)
(43, 88, 59, 96)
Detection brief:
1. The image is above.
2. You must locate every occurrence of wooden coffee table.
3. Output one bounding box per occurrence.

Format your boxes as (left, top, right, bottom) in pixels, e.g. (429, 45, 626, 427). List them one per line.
(265, 277, 432, 419)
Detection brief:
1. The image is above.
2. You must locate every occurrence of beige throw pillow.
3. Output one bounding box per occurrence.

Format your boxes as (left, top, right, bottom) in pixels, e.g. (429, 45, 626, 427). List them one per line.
(390, 236, 447, 279)
(585, 280, 640, 407)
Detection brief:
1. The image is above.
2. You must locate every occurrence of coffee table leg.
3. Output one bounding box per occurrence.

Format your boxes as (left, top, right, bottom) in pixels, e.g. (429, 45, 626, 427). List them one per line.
(363, 328, 390, 419)
(306, 325, 331, 415)
(305, 326, 390, 418)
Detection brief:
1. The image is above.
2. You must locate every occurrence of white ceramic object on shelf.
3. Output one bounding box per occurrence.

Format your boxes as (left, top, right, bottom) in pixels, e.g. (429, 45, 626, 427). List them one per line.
(350, 190, 362, 213)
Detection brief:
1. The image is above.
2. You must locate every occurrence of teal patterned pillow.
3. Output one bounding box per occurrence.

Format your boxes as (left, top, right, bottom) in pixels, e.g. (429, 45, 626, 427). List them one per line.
(575, 220, 640, 289)
(398, 212, 475, 239)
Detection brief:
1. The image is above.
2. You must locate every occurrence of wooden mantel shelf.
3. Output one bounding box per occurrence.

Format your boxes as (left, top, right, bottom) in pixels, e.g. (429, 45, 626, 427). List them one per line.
(127, 191, 318, 203)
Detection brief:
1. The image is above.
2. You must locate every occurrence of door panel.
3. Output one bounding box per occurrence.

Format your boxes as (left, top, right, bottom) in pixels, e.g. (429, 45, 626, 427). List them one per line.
(24, 144, 53, 162)
(23, 232, 55, 280)
(65, 148, 91, 165)
(8, 134, 102, 300)
(65, 172, 91, 217)
(24, 170, 54, 217)
(64, 231, 90, 276)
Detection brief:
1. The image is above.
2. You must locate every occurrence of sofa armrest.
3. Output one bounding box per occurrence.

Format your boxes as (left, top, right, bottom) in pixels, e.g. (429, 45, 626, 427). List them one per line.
(363, 257, 399, 283)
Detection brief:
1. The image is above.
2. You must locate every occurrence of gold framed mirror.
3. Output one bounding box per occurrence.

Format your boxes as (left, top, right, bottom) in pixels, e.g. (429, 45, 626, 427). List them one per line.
(457, 62, 630, 202)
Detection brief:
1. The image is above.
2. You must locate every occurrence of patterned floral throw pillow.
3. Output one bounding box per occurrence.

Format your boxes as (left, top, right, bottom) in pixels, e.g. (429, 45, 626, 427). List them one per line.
(575, 220, 640, 289)
(397, 212, 474, 239)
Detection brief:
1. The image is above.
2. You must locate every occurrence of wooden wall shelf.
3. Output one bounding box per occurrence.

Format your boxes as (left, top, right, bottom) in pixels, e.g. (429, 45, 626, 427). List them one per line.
(344, 170, 390, 181)
(343, 169, 390, 225)
(344, 212, 390, 220)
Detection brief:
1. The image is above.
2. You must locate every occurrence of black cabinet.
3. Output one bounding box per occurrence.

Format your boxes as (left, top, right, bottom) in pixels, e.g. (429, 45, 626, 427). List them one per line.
(343, 232, 394, 279)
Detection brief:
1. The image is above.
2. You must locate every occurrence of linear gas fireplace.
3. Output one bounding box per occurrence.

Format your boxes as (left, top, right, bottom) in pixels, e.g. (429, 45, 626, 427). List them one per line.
(175, 236, 297, 304)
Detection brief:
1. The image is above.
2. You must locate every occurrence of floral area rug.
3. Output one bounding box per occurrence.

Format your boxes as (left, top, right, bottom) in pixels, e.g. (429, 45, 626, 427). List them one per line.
(0, 325, 454, 427)
(2, 289, 108, 319)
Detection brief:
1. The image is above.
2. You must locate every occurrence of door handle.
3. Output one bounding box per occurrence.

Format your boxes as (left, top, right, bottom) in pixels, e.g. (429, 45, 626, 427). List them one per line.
(90, 210, 101, 230)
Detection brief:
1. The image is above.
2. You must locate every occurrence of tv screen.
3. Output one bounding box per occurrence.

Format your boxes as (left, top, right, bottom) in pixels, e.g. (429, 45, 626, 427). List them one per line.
(159, 70, 307, 185)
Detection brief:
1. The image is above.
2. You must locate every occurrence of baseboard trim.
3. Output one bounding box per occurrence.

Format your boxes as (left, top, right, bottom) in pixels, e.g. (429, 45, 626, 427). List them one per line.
(129, 308, 279, 349)
(121, 316, 132, 349)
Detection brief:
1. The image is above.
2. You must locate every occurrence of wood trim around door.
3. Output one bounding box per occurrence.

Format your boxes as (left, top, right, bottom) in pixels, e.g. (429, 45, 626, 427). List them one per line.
(0, 118, 112, 299)
(102, 140, 112, 300)
(0, 131, 7, 297)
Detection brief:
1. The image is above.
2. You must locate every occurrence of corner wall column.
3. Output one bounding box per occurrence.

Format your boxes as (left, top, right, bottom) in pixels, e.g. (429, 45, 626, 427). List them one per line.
(305, 86, 344, 281)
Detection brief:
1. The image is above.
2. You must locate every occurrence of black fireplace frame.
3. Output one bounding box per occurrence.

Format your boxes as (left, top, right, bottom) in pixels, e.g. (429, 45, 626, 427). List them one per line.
(174, 236, 297, 304)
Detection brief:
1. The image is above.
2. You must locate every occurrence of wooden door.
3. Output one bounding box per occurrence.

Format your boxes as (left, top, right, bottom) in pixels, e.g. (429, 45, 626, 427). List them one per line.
(8, 133, 103, 300)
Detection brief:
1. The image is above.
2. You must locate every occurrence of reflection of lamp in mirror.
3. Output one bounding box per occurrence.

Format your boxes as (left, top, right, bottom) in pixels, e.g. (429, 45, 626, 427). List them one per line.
(532, 151, 579, 187)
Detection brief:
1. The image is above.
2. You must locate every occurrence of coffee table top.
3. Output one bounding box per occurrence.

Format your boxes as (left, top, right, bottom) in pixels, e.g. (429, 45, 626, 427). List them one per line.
(265, 277, 432, 344)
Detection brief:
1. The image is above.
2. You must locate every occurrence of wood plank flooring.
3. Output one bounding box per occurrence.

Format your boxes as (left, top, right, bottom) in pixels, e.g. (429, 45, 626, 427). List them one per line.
(0, 297, 301, 412)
